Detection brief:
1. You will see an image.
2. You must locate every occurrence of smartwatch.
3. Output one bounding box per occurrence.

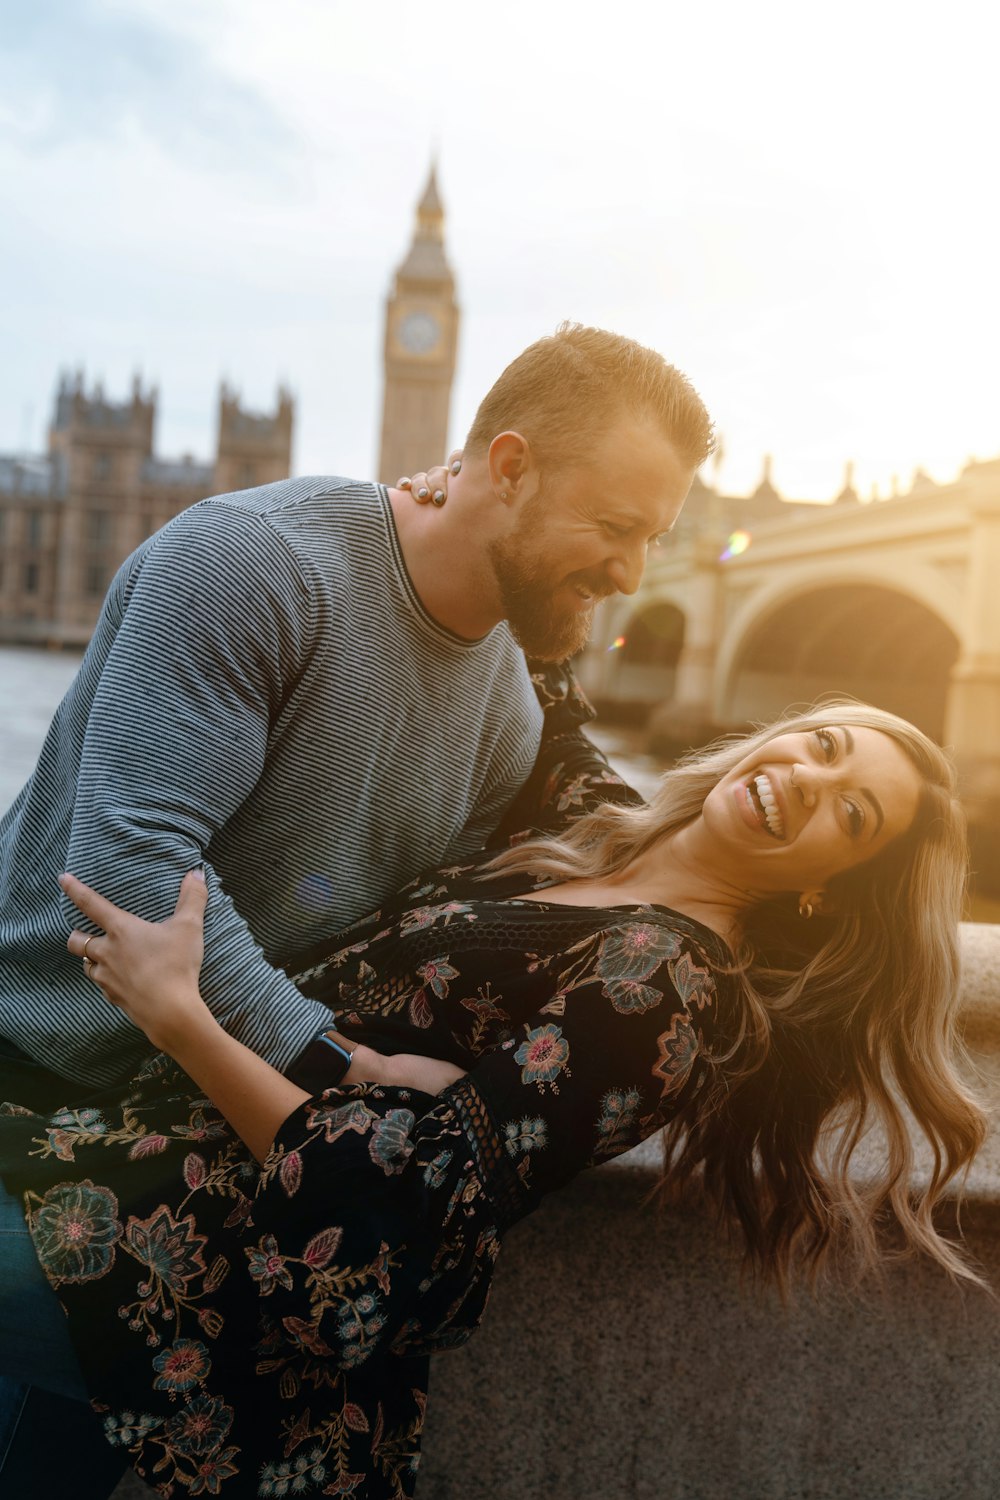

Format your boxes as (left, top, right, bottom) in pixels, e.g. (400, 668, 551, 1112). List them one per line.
(287, 1027, 358, 1095)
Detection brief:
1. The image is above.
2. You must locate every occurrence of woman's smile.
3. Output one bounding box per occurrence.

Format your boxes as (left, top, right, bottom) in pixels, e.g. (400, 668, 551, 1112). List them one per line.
(737, 771, 787, 839)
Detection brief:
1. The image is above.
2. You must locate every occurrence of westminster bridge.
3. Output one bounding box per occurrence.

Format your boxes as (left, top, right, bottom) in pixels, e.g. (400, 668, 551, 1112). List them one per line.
(578, 454, 1000, 880)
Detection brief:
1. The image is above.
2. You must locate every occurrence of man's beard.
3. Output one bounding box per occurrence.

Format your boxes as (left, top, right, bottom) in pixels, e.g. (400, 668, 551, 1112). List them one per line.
(487, 515, 603, 662)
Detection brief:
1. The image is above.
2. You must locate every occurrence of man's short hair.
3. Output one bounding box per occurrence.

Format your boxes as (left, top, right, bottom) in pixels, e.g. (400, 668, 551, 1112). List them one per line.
(465, 321, 714, 472)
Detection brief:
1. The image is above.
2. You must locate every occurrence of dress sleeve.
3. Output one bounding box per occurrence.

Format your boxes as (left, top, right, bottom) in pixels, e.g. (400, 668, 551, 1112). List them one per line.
(251, 926, 720, 1365)
(488, 658, 643, 845)
(440, 923, 720, 1226)
(59, 502, 335, 1076)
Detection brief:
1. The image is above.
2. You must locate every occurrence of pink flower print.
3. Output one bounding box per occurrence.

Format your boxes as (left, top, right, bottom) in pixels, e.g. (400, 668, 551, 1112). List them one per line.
(245, 1233, 294, 1295)
(162, 1393, 233, 1459)
(416, 958, 459, 999)
(30, 1179, 121, 1283)
(152, 1337, 211, 1395)
(514, 1024, 570, 1087)
(597, 923, 681, 983)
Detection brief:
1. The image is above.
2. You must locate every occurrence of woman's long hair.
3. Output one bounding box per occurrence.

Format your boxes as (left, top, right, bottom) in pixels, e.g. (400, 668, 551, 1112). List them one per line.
(484, 700, 989, 1290)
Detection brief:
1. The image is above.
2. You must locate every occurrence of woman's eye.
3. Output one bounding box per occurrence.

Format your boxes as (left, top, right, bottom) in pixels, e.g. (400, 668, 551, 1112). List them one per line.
(845, 801, 865, 838)
(814, 728, 836, 760)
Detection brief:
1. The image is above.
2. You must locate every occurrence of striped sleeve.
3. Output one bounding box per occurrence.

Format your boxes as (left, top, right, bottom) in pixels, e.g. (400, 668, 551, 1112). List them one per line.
(60, 500, 334, 1075)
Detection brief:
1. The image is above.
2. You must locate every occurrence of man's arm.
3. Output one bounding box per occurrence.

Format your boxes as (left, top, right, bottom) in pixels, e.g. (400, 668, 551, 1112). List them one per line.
(59, 500, 335, 1078)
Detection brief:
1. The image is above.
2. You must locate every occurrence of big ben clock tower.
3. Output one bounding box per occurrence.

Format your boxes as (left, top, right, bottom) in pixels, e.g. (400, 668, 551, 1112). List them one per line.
(378, 165, 459, 484)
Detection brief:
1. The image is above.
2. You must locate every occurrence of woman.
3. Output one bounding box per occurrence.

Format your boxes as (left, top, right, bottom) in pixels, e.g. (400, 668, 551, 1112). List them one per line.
(1, 703, 988, 1498)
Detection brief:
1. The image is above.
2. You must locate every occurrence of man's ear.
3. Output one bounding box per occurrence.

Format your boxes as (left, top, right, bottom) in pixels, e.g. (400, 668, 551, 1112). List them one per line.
(487, 431, 532, 506)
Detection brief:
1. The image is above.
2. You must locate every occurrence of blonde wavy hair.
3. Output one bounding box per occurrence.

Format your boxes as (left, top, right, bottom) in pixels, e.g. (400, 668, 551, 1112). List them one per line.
(485, 700, 989, 1290)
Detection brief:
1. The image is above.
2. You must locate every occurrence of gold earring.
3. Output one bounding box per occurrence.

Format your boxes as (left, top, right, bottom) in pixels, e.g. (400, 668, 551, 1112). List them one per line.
(798, 898, 814, 920)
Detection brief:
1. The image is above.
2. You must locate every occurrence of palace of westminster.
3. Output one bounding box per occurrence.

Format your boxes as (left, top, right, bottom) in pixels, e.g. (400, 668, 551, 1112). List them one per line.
(1, 166, 884, 649)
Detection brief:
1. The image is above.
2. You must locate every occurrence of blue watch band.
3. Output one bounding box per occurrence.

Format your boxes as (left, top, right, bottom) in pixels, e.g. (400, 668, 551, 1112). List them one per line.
(317, 1031, 355, 1069)
(287, 1028, 357, 1095)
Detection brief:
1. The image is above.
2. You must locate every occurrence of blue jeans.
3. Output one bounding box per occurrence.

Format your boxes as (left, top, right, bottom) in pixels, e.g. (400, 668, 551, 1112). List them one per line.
(0, 1171, 89, 1401)
(0, 1038, 123, 1495)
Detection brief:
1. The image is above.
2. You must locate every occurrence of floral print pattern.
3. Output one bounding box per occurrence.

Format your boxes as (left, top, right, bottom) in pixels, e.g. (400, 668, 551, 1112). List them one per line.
(514, 1024, 571, 1089)
(28, 1178, 121, 1282)
(3, 843, 726, 1496)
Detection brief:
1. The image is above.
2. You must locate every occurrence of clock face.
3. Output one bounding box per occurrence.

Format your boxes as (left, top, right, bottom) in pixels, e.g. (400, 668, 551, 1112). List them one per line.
(398, 311, 442, 355)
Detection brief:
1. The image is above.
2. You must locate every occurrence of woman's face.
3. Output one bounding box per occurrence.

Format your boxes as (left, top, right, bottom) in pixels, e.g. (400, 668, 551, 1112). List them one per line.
(701, 722, 924, 896)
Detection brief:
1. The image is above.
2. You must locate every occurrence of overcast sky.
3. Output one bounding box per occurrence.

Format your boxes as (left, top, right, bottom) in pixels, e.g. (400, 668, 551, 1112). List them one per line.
(1, 0, 997, 500)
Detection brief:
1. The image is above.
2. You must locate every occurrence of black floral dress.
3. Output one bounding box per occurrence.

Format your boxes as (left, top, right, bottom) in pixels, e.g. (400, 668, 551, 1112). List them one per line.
(0, 861, 730, 1498)
(0, 667, 732, 1499)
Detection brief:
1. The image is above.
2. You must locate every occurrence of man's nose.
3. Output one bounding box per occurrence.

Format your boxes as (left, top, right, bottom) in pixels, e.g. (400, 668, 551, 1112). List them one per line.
(605, 544, 646, 596)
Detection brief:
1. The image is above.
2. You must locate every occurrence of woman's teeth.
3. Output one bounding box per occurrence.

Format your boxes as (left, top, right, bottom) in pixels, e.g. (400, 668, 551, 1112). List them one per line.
(748, 773, 785, 838)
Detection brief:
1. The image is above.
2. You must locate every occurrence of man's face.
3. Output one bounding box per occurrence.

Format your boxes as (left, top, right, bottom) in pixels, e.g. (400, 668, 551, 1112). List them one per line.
(487, 412, 696, 660)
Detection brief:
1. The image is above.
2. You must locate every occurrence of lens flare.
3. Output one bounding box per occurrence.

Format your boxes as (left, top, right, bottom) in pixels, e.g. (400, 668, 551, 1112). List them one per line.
(720, 530, 751, 561)
(607, 635, 627, 652)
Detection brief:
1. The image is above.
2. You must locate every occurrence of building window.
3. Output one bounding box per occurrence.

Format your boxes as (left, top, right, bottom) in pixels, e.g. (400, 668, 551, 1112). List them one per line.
(24, 562, 39, 594)
(88, 510, 114, 544)
(27, 511, 44, 548)
(93, 451, 113, 481)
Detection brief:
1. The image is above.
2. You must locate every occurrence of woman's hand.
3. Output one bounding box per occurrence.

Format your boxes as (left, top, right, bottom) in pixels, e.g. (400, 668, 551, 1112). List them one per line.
(344, 1044, 466, 1096)
(61, 869, 211, 1054)
(397, 450, 463, 506)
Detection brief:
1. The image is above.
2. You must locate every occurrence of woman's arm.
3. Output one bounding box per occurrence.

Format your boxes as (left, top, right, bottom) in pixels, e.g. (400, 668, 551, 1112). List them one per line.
(59, 871, 467, 1161)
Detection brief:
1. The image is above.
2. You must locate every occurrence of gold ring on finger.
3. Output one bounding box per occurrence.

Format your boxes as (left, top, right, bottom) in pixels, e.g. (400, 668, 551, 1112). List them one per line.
(83, 935, 95, 959)
(83, 956, 94, 979)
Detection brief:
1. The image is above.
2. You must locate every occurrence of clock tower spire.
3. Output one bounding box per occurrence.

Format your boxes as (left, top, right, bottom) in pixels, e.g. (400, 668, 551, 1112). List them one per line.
(378, 163, 459, 484)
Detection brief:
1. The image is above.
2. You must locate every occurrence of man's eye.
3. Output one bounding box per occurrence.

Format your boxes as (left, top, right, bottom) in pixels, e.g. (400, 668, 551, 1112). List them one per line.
(602, 521, 630, 539)
(814, 728, 836, 761)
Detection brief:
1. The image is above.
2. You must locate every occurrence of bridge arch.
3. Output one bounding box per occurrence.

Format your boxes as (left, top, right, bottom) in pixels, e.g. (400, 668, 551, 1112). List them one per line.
(594, 595, 687, 708)
(715, 565, 961, 740)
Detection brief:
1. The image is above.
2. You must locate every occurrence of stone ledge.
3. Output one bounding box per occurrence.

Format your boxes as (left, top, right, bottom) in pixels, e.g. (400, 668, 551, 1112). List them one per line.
(958, 921, 1000, 1042)
(418, 1172, 1000, 1500)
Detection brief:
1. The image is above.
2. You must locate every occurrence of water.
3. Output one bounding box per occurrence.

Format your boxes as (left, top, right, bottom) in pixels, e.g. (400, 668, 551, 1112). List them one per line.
(0, 649, 665, 815)
(0, 646, 84, 813)
(4, 647, 995, 919)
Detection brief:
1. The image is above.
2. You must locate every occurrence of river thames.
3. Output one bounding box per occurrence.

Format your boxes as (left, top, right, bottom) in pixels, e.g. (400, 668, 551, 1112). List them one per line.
(0, 645, 668, 814)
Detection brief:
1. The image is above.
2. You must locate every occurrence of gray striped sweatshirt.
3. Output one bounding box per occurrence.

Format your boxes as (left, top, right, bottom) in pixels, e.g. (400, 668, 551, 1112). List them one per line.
(0, 477, 543, 1086)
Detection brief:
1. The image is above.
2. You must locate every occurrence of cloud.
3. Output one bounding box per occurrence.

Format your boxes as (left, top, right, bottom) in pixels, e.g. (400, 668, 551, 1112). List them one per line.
(0, 0, 298, 177)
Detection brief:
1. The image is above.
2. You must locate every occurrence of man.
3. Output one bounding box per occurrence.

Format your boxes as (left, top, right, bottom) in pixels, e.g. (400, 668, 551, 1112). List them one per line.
(0, 321, 712, 1486)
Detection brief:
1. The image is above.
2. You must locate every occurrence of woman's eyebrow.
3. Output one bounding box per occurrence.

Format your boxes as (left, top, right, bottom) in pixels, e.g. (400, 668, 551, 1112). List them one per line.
(839, 726, 885, 837)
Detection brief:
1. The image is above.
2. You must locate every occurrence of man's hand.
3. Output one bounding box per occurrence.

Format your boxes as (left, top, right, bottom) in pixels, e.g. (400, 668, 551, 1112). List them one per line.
(397, 450, 463, 506)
